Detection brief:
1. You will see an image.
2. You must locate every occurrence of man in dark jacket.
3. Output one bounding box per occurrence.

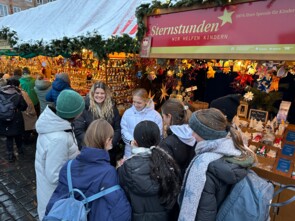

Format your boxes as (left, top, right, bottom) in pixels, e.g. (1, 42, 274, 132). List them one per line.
(0, 79, 27, 162)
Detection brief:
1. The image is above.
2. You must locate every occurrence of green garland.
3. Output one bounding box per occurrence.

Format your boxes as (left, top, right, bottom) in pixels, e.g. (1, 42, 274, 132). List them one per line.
(247, 87, 282, 113)
(0, 0, 255, 59)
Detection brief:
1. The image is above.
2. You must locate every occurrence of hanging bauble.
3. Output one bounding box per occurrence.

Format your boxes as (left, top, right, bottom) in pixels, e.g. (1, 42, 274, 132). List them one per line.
(136, 71, 143, 79)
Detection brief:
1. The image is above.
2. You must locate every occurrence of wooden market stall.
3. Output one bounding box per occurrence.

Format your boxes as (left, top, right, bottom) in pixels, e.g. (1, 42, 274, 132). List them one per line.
(0, 0, 145, 107)
(138, 0, 295, 220)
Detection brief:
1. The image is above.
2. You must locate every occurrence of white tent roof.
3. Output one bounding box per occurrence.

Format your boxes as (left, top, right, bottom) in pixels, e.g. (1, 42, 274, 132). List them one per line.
(0, 0, 153, 45)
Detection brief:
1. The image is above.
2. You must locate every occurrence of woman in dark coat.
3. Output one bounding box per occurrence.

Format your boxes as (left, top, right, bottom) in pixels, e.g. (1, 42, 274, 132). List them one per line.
(73, 81, 121, 166)
(0, 79, 27, 162)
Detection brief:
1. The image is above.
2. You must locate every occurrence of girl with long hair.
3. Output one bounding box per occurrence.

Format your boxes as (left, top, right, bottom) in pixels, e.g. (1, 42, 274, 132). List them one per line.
(118, 120, 181, 221)
(160, 98, 196, 177)
(179, 108, 256, 221)
(74, 81, 121, 166)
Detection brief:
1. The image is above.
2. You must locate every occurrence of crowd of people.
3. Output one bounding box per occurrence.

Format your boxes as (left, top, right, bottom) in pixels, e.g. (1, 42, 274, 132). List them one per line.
(0, 69, 256, 221)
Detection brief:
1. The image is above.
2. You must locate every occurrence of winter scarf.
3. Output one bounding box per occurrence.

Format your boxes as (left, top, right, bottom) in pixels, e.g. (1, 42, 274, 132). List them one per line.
(178, 138, 241, 221)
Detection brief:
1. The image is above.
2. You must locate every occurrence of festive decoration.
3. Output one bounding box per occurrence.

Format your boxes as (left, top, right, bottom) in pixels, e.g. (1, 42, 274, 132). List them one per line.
(243, 91, 254, 102)
(136, 71, 143, 79)
(160, 84, 169, 103)
(223, 61, 231, 74)
(147, 71, 157, 81)
(0, 27, 139, 59)
(269, 75, 280, 92)
(148, 90, 155, 101)
(246, 87, 282, 113)
(235, 71, 254, 87)
(207, 66, 216, 78)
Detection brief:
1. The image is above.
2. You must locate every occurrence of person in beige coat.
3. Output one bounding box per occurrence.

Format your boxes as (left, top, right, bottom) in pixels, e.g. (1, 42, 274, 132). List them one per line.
(21, 90, 37, 134)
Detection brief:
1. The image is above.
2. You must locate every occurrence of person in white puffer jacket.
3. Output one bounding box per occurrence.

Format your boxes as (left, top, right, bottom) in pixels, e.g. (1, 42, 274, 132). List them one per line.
(34, 90, 85, 221)
(121, 88, 163, 158)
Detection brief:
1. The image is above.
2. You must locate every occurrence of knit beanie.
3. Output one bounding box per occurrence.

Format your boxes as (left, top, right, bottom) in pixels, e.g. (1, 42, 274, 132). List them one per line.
(210, 94, 241, 122)
(189, 109, 228, 140)
(56, 72, 70, 84)
(56, 90, 85, 119)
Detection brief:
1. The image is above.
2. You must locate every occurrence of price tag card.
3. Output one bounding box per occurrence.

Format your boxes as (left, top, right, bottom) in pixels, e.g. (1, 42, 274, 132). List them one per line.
(286, 131, 295, 142)
(282, 144, 295, 157)
(276, 158, 291, 173)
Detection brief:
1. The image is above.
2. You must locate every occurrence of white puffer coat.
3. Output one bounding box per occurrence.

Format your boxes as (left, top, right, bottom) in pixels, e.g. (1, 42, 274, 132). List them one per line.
(34, 105, 80, 220)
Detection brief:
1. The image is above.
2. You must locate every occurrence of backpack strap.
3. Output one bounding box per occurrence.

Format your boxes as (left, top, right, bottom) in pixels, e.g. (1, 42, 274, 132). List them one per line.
(84, 185, 121, 204)
(270, 185, 295, 207)
(66, 159, 121, 204)
(67, 159, 74, 196)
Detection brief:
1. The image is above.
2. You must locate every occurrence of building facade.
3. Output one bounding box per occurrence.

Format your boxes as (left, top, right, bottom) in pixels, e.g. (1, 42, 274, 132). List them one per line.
(0, 0, 56, 17)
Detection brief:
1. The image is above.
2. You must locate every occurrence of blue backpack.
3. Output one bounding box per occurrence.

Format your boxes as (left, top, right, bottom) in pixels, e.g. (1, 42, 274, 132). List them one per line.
(216, 170, 274, 221)
(43, 160, 121, 221)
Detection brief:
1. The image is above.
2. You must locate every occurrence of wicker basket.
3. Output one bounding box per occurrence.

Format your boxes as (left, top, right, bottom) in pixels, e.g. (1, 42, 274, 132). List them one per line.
(191, 101, 209, 111)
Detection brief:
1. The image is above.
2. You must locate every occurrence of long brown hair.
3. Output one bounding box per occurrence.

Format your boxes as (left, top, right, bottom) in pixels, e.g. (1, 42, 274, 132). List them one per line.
(161, 98, 191, 125)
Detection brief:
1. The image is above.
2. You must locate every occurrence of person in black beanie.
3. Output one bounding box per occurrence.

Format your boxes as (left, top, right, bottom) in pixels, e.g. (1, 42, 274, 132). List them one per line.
(210, 94, 241, 122)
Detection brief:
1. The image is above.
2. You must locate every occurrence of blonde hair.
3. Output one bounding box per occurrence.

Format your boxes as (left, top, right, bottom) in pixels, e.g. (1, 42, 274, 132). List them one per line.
(89, 81, 114, 122)
(132, 88, 149, 101)
(132, 88, 154, 108)
(84, 119, 114, 149)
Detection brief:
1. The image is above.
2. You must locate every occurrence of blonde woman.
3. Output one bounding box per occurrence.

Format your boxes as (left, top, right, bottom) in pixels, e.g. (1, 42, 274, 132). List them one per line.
(74, 81, 121, 166)
(121, 88, 163, 158)
(46, 119, 131, 221)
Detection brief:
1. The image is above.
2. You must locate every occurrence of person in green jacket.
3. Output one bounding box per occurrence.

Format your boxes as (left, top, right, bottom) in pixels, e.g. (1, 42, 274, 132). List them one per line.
(19, 67, 39, 115)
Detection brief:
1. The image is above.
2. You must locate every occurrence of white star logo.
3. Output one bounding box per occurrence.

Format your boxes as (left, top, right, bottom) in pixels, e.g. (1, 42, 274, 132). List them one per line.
(218, 9, 235, 26)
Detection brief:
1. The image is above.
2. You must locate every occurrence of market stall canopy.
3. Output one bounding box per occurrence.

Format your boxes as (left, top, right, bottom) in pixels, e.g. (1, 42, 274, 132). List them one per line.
(0, 0, 162, 58)
(0, 0, 148, 43)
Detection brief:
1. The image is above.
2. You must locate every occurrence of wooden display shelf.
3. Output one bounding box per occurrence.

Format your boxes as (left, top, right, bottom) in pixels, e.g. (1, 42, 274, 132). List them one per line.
(248, 124, 295, 185)
(239, 120, 295, 184)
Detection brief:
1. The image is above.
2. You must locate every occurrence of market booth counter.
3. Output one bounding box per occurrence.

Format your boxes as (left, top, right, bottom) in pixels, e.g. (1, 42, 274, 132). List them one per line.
(238, 120, 295, 221)
(138, 0, 295, 220)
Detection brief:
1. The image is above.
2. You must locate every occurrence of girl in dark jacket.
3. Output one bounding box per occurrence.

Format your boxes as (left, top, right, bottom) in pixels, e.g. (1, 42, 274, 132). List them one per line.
(118, 120, 182, 221)
(160, 98, 196, 177)
(46, 119, 131, 221)
(178, 108, 256, 221)
(0, 79, 27, 162)
(73, 81, 121, 166)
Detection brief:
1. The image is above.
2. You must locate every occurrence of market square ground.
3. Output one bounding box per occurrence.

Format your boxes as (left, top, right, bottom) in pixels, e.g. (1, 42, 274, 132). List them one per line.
(0, 135, 38, 221)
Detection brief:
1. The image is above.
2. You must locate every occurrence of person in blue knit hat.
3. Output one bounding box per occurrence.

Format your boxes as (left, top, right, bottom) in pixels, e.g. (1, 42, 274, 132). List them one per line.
(35, 89, 85, 221)
(46, 72, 72, 105)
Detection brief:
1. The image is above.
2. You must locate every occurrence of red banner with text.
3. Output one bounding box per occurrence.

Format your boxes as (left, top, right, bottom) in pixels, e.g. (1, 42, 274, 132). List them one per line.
(144, 0, 295, 59)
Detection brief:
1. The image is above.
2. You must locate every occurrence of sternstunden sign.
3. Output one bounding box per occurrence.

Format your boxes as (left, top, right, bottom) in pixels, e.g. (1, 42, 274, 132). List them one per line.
(144, 0, 295, 60)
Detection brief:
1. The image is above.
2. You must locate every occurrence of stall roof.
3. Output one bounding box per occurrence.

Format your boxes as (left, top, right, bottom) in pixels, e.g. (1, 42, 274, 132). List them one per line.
(0, 0, 156, 45)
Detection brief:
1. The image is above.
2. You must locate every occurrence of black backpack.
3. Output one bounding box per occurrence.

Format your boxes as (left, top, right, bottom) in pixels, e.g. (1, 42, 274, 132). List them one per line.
(0, 93, 19, 121)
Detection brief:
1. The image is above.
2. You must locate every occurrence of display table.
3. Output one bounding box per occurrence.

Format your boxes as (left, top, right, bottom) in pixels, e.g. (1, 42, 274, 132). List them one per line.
(242, 123, 295, 221)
